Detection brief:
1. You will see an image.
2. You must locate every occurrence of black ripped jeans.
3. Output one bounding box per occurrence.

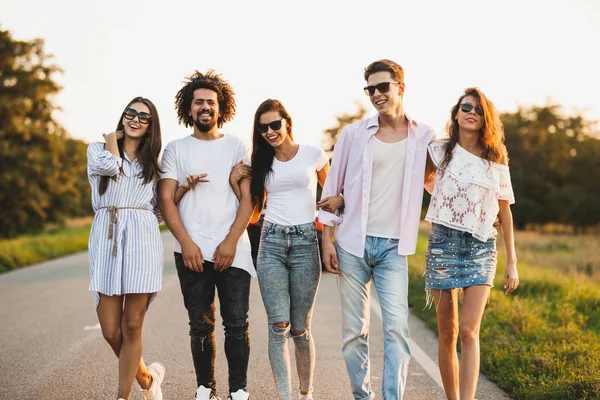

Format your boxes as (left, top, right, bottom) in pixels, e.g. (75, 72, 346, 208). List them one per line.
(175, 252, 251, 395)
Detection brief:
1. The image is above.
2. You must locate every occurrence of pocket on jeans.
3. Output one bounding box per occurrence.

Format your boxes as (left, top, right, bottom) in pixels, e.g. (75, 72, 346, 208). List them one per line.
(300, 230, 318, 243)
(428, 231, 448, 244)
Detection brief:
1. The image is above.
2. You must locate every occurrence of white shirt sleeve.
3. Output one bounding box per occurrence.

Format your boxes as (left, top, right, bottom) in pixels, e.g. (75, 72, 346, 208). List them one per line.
(316, 147, 329, 171)
(427, 140, 446, 167)
(499, 168, 515, 204)
(159, 142, 178, 181)
(237, 139, 251, 166)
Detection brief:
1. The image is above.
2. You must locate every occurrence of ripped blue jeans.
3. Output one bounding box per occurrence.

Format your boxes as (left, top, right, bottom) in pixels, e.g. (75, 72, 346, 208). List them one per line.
(257, 221, 322, 400)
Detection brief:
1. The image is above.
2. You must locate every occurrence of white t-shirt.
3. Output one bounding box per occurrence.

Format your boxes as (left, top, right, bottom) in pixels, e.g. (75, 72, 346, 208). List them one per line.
(160, 134, 255, 276)
(366, 137, 407, 239)
(264, 144, 329, 226)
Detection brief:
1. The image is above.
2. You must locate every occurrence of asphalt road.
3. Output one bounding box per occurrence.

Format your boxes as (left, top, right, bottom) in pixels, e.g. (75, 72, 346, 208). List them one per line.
(0, 232, 510, 400)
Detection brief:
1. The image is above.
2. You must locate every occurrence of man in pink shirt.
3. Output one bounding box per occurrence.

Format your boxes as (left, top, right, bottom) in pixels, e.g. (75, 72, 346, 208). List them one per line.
(317, 59, 435, 400)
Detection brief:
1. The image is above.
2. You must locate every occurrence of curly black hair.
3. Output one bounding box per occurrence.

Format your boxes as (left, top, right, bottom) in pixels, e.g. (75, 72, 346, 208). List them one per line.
(174, 69, 236, 128)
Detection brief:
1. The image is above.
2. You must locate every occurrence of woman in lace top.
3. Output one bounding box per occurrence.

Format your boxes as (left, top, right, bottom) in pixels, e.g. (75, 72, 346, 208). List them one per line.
(423, 87, 519, 400)
(87, 97, 165, 400)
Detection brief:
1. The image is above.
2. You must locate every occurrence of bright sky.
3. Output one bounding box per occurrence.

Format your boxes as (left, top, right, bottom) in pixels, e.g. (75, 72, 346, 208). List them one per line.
(2, 0, 599, 148)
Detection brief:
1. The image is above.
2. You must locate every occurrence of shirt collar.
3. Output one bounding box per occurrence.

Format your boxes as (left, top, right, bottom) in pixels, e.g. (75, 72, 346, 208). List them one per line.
(366, 112, 419, 133)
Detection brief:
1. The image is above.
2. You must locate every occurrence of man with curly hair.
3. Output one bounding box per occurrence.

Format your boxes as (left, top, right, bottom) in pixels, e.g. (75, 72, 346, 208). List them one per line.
(158, 70, 254, 400)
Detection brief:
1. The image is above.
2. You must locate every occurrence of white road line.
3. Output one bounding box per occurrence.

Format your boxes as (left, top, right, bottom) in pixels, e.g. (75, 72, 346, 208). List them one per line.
(83, 322, 101, 331)
(370, 297, 444, 389)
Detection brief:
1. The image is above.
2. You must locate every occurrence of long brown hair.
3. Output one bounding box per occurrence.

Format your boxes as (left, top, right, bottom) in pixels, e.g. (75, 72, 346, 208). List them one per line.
(99, 97, 163, 195)
(438, 87, 507, 176)
(250, 99, 294, 221)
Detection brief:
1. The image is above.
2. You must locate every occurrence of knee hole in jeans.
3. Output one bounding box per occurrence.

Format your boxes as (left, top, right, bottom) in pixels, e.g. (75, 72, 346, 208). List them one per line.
(273, 322, 289, 328)
(291, 329, 306, 337)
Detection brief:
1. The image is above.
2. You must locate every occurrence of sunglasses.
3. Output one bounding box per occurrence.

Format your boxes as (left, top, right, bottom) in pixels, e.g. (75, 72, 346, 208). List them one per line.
(258, 119, 284, 133)
(459, 103, 484, 116)
(123, 108, 152, 124)
(363, 81, 401, 96)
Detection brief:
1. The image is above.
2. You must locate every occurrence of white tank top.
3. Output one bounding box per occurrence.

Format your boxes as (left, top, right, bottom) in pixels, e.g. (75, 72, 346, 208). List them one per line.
(366, 137, 407, 238)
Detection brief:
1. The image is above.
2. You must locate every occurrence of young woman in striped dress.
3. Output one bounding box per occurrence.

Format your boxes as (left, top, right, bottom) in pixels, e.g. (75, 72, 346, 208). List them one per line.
(87, 97, 166, 400)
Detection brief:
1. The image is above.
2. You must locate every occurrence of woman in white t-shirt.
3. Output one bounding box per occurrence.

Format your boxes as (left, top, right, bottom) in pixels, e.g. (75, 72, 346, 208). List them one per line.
(231, 99, 341, 400)
(423, 87, 519, 400)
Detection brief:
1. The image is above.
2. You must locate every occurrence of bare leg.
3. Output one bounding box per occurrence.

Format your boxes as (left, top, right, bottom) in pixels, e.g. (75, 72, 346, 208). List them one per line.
(458, 285, 490, 400)
(96, 294, 152, 396)
(117, 293, 151, 399)
(433, 289, 460, 400)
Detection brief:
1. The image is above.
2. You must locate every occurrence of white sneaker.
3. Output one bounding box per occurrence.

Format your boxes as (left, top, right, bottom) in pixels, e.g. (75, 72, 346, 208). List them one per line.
(228, 389, 249, 400)
(196, 385, 221, 400)
(141, 362, 166, 400)
(298, 395, 313, 400)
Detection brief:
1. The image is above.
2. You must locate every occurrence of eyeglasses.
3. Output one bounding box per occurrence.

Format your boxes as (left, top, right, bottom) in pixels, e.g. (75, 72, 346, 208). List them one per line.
(459, 103, 484, 116)
(363, 81, 401, 96)
(123, 108, 151, 124)
(258, 119, 284, 133)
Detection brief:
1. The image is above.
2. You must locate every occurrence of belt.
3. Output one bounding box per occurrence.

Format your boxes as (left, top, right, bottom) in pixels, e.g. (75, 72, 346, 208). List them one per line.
(98, 206, 151, 256)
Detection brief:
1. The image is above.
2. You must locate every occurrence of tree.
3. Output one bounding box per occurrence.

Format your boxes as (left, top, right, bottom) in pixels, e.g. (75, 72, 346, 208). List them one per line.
(502, 104, 600, 230)
(321, 102, 367, 154)
(0, 28, 91, 238)
(317, 103, 368, 201)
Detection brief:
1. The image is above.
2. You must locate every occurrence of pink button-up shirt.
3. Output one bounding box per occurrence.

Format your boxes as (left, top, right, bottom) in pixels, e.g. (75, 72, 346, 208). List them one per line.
(318, 113, 435, 257)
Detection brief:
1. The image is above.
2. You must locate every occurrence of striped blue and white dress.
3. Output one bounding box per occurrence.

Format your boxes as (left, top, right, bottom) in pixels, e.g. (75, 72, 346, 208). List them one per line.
(87, 142, 163, 308)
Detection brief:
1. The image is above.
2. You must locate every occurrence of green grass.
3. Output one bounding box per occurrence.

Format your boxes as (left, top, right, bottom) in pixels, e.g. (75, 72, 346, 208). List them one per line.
(0, 218, 169, 273)
(408, 227, 600, 400)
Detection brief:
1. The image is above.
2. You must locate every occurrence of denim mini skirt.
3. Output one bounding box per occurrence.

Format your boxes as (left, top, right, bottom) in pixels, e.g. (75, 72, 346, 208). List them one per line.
(425, 223, 497, 292)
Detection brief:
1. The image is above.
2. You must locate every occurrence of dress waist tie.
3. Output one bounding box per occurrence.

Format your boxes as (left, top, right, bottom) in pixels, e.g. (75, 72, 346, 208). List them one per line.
(97, 205, 151, 256)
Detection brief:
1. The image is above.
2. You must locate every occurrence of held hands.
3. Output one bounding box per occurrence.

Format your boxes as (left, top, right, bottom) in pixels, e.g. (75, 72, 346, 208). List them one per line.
(504, 260, 519, 295)
(213, 237, 237, 271)
(182, 240, 204, 272)
(322, 241, 340, 275)
(317, 194, 345, 214)
(230, 161, 252, 184)
(493, 214, 501, 229)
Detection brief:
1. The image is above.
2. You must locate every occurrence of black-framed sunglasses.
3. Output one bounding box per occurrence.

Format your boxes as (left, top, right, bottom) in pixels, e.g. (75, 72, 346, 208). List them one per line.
(363, 81, 401, 96)
(459, 103, 484, 116)
(258, 119, 284, 133)
(123, 108, 152, 124)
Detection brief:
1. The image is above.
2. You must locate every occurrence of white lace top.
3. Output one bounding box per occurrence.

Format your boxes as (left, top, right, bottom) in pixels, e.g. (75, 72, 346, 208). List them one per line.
(425, 140, 515, 241)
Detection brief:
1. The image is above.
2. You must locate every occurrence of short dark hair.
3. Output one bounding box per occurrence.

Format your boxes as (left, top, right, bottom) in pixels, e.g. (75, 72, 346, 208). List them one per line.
(364, 59, 404, 83)
(174, 69, 236, 128)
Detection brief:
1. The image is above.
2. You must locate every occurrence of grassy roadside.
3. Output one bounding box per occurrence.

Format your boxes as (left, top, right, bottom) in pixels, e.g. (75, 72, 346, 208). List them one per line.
(0, 218, 92, 273)
(408, 230, 600, 400)
(0, 218, 169, 273)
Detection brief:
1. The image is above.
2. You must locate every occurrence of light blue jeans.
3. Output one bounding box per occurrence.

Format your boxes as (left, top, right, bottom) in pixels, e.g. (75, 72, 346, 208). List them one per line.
(336, 236, 410, 400)
(257, 221, 322, 400)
